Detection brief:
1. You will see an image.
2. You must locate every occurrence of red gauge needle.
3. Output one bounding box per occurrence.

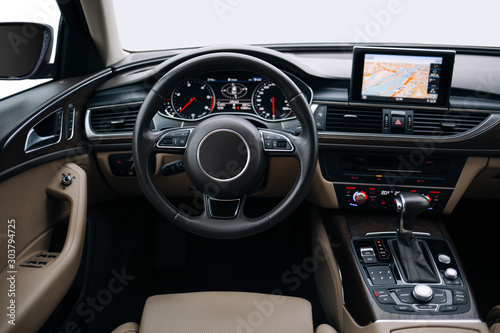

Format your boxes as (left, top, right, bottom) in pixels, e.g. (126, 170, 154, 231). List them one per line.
(179, 97, 196, 113)
(271, 97, 276, 119)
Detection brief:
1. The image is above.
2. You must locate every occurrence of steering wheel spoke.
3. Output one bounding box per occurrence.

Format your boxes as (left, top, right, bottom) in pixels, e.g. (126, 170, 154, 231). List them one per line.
(203, 194, 246, 219)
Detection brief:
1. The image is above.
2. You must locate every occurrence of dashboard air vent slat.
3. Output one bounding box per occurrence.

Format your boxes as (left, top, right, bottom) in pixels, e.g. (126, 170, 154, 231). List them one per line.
(412, 111, 489, 136)
(89, 105, 140, 134)
(325, 106, 383, 133)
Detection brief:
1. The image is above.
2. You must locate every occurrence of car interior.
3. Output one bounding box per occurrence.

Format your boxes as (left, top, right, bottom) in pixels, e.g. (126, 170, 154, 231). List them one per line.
(0, 1, 499, 333)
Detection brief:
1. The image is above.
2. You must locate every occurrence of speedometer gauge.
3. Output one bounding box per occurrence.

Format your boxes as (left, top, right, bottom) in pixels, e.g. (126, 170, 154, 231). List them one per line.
(252, 81, 292, 120)
(172, 79, 215, 119)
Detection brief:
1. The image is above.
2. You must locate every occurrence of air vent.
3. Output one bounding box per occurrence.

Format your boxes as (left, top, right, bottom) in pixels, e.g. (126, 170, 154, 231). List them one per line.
(326, 106, 383, 133)
(89, 104, 140, 134)
(413, 110, 489, 136)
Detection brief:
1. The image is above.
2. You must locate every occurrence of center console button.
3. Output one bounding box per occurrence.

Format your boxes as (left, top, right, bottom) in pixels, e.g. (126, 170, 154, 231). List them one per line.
(452, 289, 467, 304)
(366, 266, 396, 285)
(413, 284, 434, 302)
(360, 247, 377, 264)
(414, 304, 438, 311)
(438, 254, 451, 264)
(444, 268, 458, 280)
(394, 305, 415, 312)
(440, 305, 458, 312)
(394, 288, 414, 303)
(432, 289, 448, 304)
(377, 295, 395, 304)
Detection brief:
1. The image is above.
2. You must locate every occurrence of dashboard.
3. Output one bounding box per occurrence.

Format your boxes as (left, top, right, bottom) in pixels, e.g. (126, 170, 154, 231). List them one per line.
(2, 45, 500, 209)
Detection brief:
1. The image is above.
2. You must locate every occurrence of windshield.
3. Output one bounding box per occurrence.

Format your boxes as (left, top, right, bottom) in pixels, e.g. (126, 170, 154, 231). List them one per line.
(114, 0, 500, 51)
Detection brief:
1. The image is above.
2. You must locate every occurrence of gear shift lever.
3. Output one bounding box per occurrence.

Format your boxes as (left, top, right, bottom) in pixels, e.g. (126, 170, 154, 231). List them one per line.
(391, 192, 440, 283)
(394, 192, 430, 234)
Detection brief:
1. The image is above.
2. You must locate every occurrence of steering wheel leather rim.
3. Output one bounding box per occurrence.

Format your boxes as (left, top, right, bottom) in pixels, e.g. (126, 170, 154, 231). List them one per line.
(133, 52, 318, 239)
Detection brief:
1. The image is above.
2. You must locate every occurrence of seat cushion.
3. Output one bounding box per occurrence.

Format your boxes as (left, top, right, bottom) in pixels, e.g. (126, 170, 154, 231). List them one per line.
(112, 322, 139, 333)
(139, 291, 314, 333)
(488, 305, 500, 333)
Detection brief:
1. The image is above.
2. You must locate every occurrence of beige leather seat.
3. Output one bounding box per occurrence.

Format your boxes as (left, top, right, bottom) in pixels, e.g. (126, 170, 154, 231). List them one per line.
(112, 292, 337, 333)
(488, 305, 500, 333)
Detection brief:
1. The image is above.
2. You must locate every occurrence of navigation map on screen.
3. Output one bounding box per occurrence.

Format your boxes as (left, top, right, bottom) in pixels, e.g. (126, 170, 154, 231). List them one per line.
(361, 54, 442, 103)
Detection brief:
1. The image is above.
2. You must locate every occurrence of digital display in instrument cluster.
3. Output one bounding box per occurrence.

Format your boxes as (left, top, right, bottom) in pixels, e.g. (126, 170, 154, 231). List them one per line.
(206, 71, 263, 113)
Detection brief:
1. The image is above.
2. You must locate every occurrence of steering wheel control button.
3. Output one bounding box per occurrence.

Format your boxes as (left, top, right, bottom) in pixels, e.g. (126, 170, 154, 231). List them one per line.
(158, 129, 192, 148)
(198, 129, 249, 181)
(438, 254, 452, 264)
(412, 284, 434, 302)
(366, 266, 395, 285)
(260, 130, 293, 152)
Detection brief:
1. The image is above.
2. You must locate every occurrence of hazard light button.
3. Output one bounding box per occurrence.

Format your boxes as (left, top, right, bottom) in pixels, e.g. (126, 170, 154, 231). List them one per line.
(391, 116, 405, 129)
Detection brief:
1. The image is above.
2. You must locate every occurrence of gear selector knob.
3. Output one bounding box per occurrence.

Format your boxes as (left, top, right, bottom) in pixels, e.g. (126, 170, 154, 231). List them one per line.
(394, 192, 431, 233)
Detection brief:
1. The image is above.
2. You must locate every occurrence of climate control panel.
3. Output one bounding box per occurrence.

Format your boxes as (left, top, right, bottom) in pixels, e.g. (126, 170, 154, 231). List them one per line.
(335, 185, 452, 213)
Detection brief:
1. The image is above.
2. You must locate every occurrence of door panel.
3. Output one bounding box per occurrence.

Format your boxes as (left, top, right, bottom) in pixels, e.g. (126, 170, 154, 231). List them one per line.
(0, 162, 87, 332)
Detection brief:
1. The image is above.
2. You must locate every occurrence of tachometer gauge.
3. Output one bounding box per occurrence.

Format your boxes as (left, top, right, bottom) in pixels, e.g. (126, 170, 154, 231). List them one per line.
(172, 79, 216, 119)
(252, 81, 292, 120)
(161, 98, 176, 117)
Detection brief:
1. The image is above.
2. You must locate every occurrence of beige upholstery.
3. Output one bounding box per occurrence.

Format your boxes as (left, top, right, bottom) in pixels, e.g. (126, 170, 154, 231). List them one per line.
(488, 305, 500, 333)
(315, 323, 338, 333)
(111, 291, 337, 333)
(112, 322, 139, 333)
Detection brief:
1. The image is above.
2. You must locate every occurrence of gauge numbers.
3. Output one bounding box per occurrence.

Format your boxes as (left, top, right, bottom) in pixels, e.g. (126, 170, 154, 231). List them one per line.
(252, 81, 292, 120)
(172, 79, 215, 119)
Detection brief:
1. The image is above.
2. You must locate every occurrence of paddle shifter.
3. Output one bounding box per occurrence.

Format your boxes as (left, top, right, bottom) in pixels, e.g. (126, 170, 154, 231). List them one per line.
(391, 192, 440, 283)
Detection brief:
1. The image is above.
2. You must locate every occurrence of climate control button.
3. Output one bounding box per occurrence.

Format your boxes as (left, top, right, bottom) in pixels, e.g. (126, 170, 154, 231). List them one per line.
(353, 191, 368, 204)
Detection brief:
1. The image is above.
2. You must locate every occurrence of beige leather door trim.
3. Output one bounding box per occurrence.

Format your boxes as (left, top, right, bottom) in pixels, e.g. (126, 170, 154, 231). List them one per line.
(0, 163, 87, 333)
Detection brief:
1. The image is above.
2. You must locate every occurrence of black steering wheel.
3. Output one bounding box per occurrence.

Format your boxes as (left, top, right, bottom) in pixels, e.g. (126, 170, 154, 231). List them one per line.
(133, 52, 317, 239)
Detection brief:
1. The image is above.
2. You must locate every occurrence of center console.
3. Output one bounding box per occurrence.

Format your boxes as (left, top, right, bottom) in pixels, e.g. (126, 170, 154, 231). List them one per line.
(312, 202, 487, 332)
(352, 235, 469, 315)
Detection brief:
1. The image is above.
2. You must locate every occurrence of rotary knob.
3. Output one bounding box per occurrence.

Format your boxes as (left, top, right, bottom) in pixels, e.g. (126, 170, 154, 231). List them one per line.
(61, 173, 72, 187)
(444, 268, 458, 280)
(412, 284, 433, 302)
(353, 191, 367, 204)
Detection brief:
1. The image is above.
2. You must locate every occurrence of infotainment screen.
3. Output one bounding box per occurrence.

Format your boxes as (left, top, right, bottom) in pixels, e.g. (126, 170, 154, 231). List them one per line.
(350, 47, 455, 107)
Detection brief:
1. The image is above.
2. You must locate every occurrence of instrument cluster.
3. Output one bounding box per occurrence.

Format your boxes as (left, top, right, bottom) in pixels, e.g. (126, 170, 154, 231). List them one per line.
(159, 69, 309, 121)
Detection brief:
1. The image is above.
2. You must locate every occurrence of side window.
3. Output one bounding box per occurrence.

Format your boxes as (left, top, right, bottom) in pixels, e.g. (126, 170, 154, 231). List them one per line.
(0, 0, 61, 99)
